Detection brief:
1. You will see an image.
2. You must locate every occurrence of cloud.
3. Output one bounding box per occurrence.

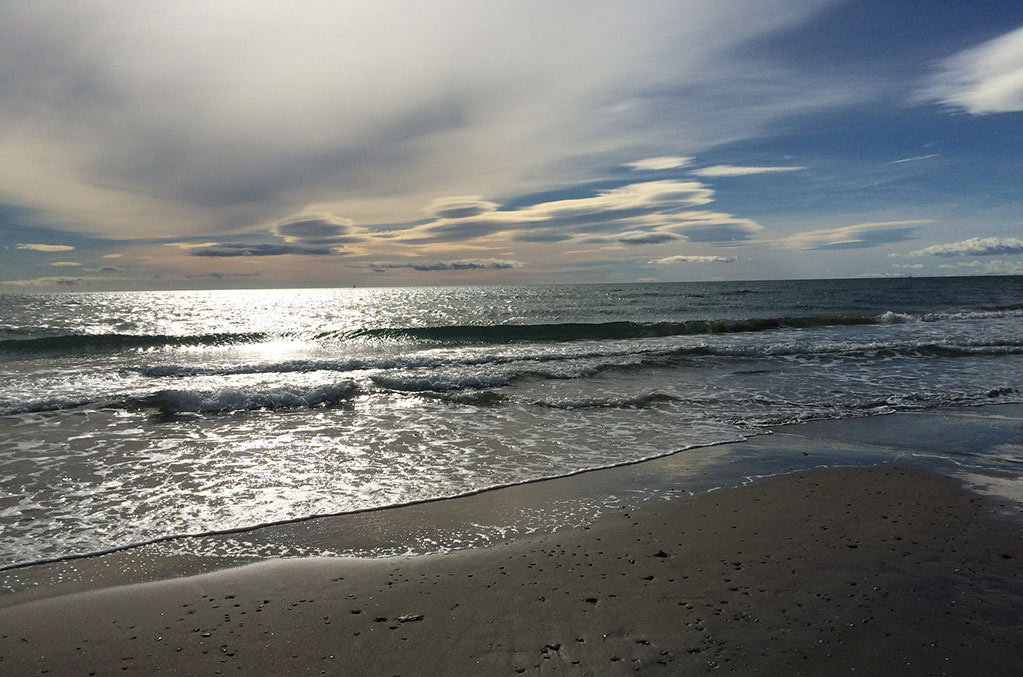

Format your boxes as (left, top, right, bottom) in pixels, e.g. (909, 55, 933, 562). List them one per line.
(888, 154, 940, 165)
(1, 276, 81, 287)
(623, 156, 691, 171)
(50, 261, 80, 267)
(367, 258, 524, 272)
(166, 242, 220, 251)
(946, 259, 1023, 275)
(101, 253, 123, 259)
(582, 231, 681, 246)
(509, 230, 574, 243)
(274, 213, 356, 244)
(652, 254, 737, 264)
(405, 180, 716, 243)
(655, 211, 765, 242)
(909, 237, 1023, 257)
(17, 243, 75, 252)
(189, 243, 339, 257)
(937, 260, 1023, 275)
(185, 272, 262, 279)
(424, 197, 500, 219)
(0, 3, 849, 241)
(690, 165, 805, 177)
(922, 25, 1023, 114)
(778, 220, 929, 250)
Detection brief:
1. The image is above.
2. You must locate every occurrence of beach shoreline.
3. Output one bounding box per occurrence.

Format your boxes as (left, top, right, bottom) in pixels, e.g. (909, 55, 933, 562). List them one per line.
(2, 460, 1022, 674)
(4, 404, 1021, 604)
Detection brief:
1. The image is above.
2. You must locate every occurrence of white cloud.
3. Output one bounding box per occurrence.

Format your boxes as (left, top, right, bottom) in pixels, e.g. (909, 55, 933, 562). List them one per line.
(923, 25, 1023, 114)
(623, 156, 691, 171)
(909, 237, 1023, 257)
(779, 220, 929, 250)
(652, 255, 736, 264)
(50, 261, 80, 267)
(522, 181, 714, 219)
(17, 243, 75, 252)
(690, 165, 805, 177)
(944, 259, 1023, 275)
(888, 154, 940, 165)
(404, 180, 716, 243)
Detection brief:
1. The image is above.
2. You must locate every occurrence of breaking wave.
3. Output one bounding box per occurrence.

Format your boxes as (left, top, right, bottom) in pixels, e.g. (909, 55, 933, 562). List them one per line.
(144, 381, 361, 414)
(0, 332, 267, 354)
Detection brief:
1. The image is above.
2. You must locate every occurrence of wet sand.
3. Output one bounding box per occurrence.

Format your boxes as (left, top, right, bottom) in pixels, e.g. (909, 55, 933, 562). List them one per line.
(1, 464, 1021, 675)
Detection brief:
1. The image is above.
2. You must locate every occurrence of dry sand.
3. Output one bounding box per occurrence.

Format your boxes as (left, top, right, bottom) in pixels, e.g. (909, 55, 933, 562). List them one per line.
(1, 464, 1021, 675)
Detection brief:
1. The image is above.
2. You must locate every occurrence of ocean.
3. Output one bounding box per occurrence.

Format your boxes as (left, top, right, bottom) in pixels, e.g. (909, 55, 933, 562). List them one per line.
(1, 276, 1022, 569)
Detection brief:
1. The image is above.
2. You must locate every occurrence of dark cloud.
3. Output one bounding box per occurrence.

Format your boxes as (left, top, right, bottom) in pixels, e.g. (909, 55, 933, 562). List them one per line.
(292, 235, 365, 245)
(408, 218, 514, 242)
(186, 272, 262, 279)
(190, 243, 338, 257)
(617, 231, 680, 245)
(368, 258, 524, 272)
(424, 197, 499, 220)
(275, 213, 354, 243)
(674, 223, 762, 242)
(510, 230, 574, 243)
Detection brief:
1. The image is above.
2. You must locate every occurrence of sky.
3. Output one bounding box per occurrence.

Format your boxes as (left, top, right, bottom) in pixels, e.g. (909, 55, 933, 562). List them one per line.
(2, 1, 1023, 290)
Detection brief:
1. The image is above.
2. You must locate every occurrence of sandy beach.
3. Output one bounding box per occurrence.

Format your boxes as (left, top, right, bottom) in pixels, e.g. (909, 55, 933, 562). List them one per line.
(2, 461, 1021, 675)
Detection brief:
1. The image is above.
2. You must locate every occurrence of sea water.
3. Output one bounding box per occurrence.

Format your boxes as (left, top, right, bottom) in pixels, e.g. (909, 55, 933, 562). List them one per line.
(1, 277, 1021, 567)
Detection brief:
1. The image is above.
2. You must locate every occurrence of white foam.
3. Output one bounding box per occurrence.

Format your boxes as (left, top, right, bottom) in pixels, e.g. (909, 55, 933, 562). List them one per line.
(879, 311, 918, 324)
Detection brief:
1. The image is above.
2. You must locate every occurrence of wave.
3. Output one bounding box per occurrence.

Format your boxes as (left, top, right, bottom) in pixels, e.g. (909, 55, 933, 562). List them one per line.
(531, 392, 683, 410)
(131, 336, 1023, 385)
(7, 304, 1022, 357)
(880, 305, 1023, 324)
(733, 387, 1022, 426)
(136, 352, 528, 378)
(370, 373, 512, 392)
(347, 316, 879, 343)
(346, 306, 1023, 344)
(145, 381, 361, 414)
(0, 395, 110, 416)
(0, 381, 362, 416)
(418, 390, 509, 406)
(0, 332, 267, 354)
(687, 340, 1023, 360)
